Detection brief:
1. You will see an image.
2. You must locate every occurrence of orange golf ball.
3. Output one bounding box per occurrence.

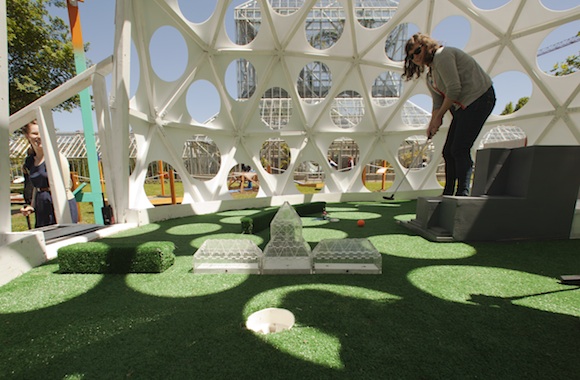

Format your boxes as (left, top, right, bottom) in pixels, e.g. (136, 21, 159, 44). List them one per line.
(357, 219, 365, 227)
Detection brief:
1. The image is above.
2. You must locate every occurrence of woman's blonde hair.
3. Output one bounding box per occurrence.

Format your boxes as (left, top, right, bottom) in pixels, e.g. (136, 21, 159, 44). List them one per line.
(402, 33, 441, 81)
(21, 119, 38, 155)
(21, 119, 38, 135)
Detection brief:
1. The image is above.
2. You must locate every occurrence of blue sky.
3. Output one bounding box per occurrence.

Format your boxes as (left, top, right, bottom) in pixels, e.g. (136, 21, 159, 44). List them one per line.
(47, 0, 579, 132)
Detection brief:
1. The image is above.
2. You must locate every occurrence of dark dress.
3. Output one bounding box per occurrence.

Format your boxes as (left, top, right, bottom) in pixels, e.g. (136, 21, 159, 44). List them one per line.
(23, 155, 78, 228)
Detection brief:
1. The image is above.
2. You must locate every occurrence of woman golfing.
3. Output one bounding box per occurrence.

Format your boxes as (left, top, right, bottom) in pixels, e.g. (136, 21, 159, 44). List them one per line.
(403, 33, 496, 196)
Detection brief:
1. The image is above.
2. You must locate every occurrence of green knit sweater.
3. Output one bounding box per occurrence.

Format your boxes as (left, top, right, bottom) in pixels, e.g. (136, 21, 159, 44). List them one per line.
(427, 46, 492, 111)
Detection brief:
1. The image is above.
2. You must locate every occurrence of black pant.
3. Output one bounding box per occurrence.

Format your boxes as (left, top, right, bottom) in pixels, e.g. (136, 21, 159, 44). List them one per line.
(442, 86, 496, 196)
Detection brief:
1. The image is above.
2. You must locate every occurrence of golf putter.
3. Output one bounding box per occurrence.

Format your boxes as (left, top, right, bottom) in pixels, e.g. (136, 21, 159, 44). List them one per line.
(383, 138, 432, 200)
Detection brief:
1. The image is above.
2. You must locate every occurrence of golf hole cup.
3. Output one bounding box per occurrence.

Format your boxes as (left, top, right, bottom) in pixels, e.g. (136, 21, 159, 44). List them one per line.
(246, 308, 295, 334)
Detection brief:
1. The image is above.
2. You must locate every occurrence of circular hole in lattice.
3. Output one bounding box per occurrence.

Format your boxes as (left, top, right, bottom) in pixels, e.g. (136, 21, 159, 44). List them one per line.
(471, 0, 510, 10)
(269, 0, 305, 15)
(183, 135, 221, 181)
(397, 135, 434, 170)
(306, 1, 345, 50)
(149, 26, 188, 82)
(228, 163, 258, 199)
(371, 70, 402, 107)
(187, 80, 221, 123)
(402, 94, 431, 128)
(227, 0, 261, 45)
(327, 137, 360, 172)
(145, 161, 184, 206)
(260, 87, 292, 130)
(385, 22, 419, 61)
(478, 126, 527, 150)
(331, 91, 364, 129)
(363, 158, 394, 192)
(540, 0, 579, 11)
(178, 0, 217, 23)
(260, 138, 290, 175)
(432, 15, 471, 49)
(226, 58, 257, 101)
(294, 160, 325, 194)
(297, 61, 332, 104)
(356, 1, 398, 29)
(491, 71, 532, 115)
(537, 20, 580, 75)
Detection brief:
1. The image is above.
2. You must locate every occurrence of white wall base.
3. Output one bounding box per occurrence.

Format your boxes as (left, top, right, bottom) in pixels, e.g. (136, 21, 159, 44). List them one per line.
(0, 223, 137, 288)
(0, 232, 46, 287)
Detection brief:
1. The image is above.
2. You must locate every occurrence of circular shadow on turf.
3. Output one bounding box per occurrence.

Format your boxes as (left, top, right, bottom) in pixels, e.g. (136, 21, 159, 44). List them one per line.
(243, 284, 401, 369)
(357, 202, 404, 208)
(301, 217, 330, 227)
(408, 266, 580, 317)
(216, 209, 263, 217)
(302, 228, 348, 242)
(324, 211, 381, 220)
(126, 257, 249, 298)
(219, 216, 250, 225)
(394, 214, 415, 222)
(369, 235, 475, 259)
(166, 223, 222, 235)
(103, 223, 161, 239)
(0, 266, 103, 313)
(324, 207, 359, 213)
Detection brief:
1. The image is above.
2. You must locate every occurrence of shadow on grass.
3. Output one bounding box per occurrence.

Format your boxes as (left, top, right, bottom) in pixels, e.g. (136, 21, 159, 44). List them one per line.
(1, 200, 579, 379)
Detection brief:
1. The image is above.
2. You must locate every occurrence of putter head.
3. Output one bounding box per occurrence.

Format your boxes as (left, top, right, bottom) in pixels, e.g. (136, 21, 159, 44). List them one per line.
(383, 195, 395, 200)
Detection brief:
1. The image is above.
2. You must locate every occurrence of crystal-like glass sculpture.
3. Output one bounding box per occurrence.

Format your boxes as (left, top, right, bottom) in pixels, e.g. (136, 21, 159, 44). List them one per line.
(193, 239, 263, 274)
(312, 238, 381, 274)
(263, 202, 312, 274)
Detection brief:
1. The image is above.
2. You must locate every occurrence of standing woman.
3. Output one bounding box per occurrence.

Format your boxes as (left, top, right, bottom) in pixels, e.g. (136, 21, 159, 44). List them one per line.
(19, 120, 78, 227)
(402, 33, 496, 196)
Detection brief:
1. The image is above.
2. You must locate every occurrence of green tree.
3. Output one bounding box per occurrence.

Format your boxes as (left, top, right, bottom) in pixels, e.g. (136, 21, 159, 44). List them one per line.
(550, 32, 580, 76)
(501, 101, 514, 115)
(501, 97, 529, 115)
(514, 96, 529, 112)
(8, 0, 83, 115)
(551, 54, 580, 76)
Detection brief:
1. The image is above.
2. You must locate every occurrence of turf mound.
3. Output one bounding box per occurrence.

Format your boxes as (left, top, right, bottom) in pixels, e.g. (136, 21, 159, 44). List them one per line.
(58, 241, 176, 274)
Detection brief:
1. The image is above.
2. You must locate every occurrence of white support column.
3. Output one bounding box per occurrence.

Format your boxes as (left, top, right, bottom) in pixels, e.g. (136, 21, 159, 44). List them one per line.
(36, 107, 72, 224)
(0, 0, 47, 286)
(108, 0, 133, 223)
(0, 0, 10, 233)
(93, 73, 118, 215)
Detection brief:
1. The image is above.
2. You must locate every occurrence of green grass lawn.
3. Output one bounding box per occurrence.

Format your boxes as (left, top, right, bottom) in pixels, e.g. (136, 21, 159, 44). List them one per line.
(10, 182, 185, 231)
(1, 200, 579, 379)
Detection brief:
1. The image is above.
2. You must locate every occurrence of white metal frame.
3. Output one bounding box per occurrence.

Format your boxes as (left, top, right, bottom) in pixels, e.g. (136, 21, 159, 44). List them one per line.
(2, 0, 579, 233)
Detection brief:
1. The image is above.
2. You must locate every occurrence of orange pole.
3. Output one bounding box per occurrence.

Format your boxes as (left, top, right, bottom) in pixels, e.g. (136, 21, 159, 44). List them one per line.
(362, 166, 366, 185)
(98, 161, 105, 188)
(169, 169, 176, 204)
(381, 160, 387, 190)
(158, 160, 165, 196)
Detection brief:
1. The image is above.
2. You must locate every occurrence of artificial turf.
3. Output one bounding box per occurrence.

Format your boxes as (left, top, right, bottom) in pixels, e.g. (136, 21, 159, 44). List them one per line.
(0, 200, 579, 379)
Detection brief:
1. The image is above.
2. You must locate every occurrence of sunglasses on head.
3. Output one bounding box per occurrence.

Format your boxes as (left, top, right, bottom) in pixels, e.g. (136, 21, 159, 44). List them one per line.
(407, 46, 422, 60)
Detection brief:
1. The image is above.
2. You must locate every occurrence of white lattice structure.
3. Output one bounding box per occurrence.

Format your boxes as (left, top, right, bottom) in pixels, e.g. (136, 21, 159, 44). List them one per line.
(3, 0, 580, 228)
(118, 0, 579, 222)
